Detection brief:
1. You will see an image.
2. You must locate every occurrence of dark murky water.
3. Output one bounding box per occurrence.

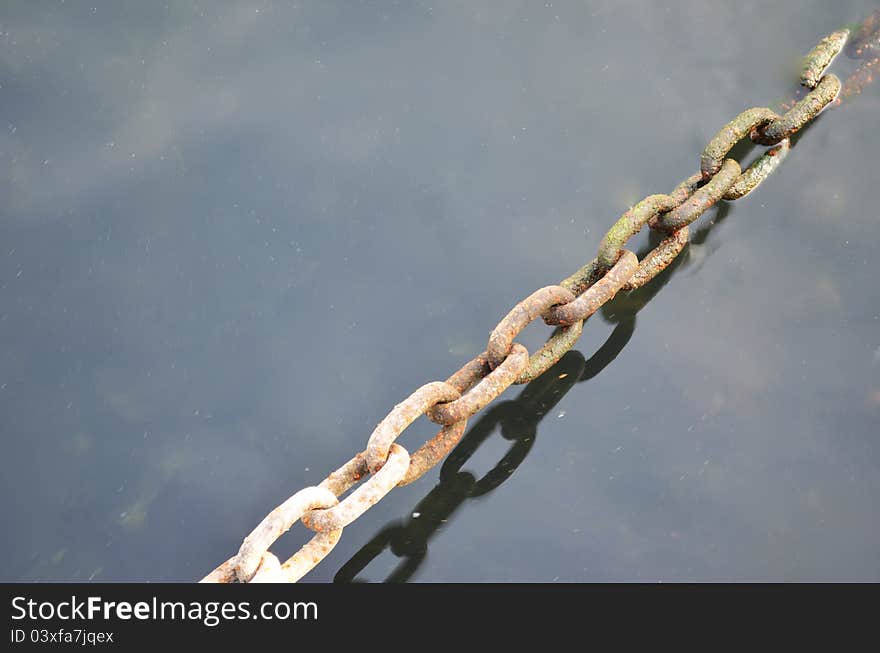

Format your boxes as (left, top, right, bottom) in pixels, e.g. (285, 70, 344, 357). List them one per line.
(2, 0, 878, 582)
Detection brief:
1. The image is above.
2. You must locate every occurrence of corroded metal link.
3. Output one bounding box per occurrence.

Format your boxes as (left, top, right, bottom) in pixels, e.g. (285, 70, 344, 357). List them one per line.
(514, 321, 584, 384)
(597, 194, 680, 269)
(801, 29, 849, 88)
(750, 74, 841, 145)
(445, 353, 491, 395)
(249, 553, 286, 582)
(667, 172, 703, 207)
(200, 557, 238, 583)
(398, 418, 468, 486)
(321, 449, 370, 497)
(559, 257, 602, 296)
(487, 286, 576, 368)
(364, 381, 467, 482)
(427, 343, 529, 425)
(622, 226, 689, 291)
(587, 173, 697, 288)
(276, 527, 343, 581)
(250, 525, 344, 582)
(200, 486, 341, 583)
(702, 108, 791, 200)
(619, 170, 702, 291)
(365, 381, 460, 473)
(700, 107, 779, 180)
(651, 159, 740, 233)
(301, 444, 410, 532)
(723, 139, 790, 200)
(544, 250, 638, 326)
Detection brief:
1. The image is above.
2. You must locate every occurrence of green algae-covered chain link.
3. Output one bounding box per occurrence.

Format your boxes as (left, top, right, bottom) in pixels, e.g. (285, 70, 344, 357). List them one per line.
(514, 320, 584, 385)
(697, 106, 793, 201)
(723, 139, 790, 200)
(593, 171, 701, 294)
(700, 107, 780, 180)
(801, 29, 850, 88)
(598, 194, 682, 269)
(596, 171, 703, 273)
(751, 73, 842, 145)
(622, 226, 690, 292)
(544, 250, 638, 326)
(201, 23, 869, 584)
(652, 159, 741, 233)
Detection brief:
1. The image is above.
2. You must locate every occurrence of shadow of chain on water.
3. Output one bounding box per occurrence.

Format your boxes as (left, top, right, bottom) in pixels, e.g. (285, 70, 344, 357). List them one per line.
(334, 202, 733, 583)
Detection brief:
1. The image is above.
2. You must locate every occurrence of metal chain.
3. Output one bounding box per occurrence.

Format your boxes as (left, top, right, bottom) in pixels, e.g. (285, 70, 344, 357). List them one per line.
(201, 15, 879, 583)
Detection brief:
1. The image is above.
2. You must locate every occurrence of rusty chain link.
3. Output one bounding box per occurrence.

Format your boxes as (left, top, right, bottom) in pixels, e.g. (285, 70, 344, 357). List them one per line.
(201, 16, 879, 583)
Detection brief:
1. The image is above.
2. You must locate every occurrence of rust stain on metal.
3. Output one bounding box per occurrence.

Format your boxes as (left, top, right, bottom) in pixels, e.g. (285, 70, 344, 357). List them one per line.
(723, 139, 790, 200)
(700, 107, 779, 180)
(204, 486, 341, 583)
(398, 418, 468, 486)
(487, 285, 576, 368)
(544, 250, 638, 326)
(200, 556, 238, 583)
(250, 523, 343, 583)
(320, 450, 370, 497)
(515, 321, 585, 384)
(273, 528, 343, 582)
(801, 29, 849, 88)
(559, 257, 602, 296)
(427, 343, 529, 425)
(623, 226, 690, 291)
(652, 159, 740, 233)
(365, 381, 461, 474)
(751, 74, 841, 145)
(302, 444, 410, 532)
(445, 352, 491, 395)
(667, 172, 703, 206)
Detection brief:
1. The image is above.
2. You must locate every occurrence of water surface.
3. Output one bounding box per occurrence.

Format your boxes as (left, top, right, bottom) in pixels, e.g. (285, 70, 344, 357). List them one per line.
(1, 0, 878, 582)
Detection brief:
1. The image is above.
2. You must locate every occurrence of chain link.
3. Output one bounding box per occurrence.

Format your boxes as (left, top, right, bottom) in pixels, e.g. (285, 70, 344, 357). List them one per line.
(514, 321, 584, 384)
(622, 226, 690, 292)
(201, 486, 341, 583)
(302, 444, 410, 532)
(598, 194, 683, 269)
(487, 285, 576, 367)
(723, 139, 790, 201)
(201, 18, 877, 583)
(427, 343, 529, 425)
(751, 73, 842, 145)
(363, 381, 464, 479)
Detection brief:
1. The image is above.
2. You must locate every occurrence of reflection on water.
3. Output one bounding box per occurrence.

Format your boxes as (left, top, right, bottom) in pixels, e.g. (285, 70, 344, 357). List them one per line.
(1, 1, 879, 582)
